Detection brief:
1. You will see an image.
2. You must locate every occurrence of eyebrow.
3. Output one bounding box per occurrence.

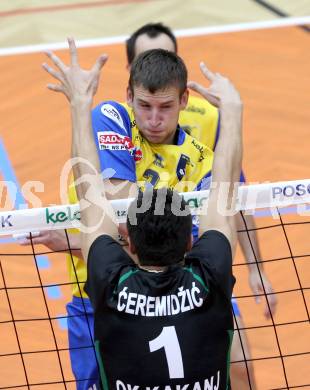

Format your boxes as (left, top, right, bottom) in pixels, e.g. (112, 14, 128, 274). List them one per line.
(137, 98, 150, 104)
(137, 98, 175, 105)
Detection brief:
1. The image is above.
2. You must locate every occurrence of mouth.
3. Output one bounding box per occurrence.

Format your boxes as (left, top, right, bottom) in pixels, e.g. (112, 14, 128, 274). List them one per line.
(146, 131, 164, 140)
(147, 127, 162, 133)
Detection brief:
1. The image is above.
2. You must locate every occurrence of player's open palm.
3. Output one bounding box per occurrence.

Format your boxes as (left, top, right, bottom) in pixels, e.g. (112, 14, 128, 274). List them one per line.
(42, 37, 108, 102)
(188, 62, 242, 108)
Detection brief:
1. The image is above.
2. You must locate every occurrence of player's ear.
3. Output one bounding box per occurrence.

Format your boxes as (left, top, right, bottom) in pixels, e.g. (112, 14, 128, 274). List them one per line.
(127, 87, 133, 107)
(127, 236, 137, 255)
(180, 88, 189, 109)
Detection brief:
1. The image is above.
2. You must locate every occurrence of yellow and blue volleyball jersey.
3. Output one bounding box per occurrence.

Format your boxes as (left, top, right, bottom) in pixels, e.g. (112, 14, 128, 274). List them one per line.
(115, 103, 214, 191)
(68, 99, 215, 297)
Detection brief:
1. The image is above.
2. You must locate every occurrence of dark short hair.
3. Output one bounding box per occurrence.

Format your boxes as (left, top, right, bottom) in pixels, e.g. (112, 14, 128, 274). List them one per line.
(126, 22, 177, 65)
(127, 188, 192, 266)
(128, 49, 187, 96)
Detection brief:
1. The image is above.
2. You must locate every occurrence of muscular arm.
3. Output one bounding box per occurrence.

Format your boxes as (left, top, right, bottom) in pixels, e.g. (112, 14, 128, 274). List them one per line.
(188, 64, 242, 251)
(43, 38, 135, 260)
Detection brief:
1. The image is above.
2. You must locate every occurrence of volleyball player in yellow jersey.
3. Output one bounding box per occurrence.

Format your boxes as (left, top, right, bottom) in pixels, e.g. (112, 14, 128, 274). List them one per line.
(124, 23, 275, 389)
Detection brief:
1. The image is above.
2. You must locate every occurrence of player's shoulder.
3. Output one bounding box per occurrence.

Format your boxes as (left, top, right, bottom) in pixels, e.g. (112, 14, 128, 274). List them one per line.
(187, 231, 232, 264)
(120, 102, 136, 126)
(179, 95, 219, 149)
(183, 128, 213, 154)
(120, 101, 131, 113)
(92, 100, 131, 133)
(185, 95, 218, 116)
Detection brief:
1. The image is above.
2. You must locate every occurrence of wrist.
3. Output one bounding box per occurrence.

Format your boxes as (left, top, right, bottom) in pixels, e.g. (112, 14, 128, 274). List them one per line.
(220, 102, 243, 118)
(70, 95, 93, 109)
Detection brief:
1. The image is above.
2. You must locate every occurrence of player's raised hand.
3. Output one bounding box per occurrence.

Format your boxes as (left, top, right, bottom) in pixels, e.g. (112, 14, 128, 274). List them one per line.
(42, 37, 108, 102)
(188, 62, 242, 108)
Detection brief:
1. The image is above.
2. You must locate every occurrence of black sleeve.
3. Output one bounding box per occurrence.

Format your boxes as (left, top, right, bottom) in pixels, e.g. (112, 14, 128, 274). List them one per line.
(84, 235, 135, 309)
(186, 230, 234, 299)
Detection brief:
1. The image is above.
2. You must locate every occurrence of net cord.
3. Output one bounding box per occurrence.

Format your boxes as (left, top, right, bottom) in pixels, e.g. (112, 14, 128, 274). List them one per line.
(0, 178, 310, 236)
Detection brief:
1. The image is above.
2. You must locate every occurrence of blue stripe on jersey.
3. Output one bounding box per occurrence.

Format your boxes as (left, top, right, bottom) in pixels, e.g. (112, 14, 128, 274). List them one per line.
(195, 171, 212, 192)
(92, 101, 136, 183)
(176, 126, 186, 145)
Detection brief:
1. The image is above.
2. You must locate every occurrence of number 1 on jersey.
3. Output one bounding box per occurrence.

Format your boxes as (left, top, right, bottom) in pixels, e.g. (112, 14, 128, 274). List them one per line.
(149, 326, 184, 379)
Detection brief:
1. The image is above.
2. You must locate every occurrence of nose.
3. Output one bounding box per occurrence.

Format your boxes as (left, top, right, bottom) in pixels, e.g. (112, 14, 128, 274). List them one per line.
(149, 109, 161, 128)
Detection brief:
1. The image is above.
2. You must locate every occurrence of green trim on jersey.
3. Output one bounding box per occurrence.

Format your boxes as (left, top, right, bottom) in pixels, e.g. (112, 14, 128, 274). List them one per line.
(113, 269, 140, 296)
(118, 269, 140, 287)
(184, 265, 209, 292)
(95, 340, 109, 390)
(226, 329, 234, 389)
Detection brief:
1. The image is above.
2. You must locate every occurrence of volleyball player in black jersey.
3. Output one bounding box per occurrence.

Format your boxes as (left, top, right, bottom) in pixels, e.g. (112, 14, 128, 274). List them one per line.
(43, 38, 242, 389)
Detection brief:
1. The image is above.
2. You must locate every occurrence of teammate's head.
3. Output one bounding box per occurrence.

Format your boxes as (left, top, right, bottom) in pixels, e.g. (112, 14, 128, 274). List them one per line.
(127, 187, 192, 267)
(126, 23, 177, 67)
(127, 49, 188, 144)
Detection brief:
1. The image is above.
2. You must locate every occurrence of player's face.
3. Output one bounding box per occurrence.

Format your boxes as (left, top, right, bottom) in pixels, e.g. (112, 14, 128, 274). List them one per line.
(134, 33, 176, 59)
(127, 85, 188, 144)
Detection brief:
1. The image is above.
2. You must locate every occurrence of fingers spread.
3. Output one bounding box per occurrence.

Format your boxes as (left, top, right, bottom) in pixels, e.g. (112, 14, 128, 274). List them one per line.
(188, 81, 220, 107)
(15, 231, 41, 246)
(187, 81, 203, 94)
(91, 54, 108, 74)
(200, 62, 215, 81)
(68, 37, 79, 67)
(45, 50, 67, 73)
(47, 83, 65, 93)
(42, 63, 64, 82)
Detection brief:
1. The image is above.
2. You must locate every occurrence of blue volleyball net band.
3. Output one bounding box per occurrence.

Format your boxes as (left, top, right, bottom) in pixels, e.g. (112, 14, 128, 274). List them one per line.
(0, 178, 309, 389)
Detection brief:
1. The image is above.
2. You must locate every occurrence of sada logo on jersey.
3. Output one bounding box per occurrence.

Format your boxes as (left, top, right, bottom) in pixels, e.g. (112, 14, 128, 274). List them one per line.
(97, 131, 142, 161)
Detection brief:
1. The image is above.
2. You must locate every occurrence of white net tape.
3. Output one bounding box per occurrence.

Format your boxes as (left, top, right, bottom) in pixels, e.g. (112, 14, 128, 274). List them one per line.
(0, 178, 309, 236)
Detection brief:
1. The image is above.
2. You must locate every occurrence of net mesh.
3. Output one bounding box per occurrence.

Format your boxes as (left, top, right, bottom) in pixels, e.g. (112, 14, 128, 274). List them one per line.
(0, 207, 309, 389)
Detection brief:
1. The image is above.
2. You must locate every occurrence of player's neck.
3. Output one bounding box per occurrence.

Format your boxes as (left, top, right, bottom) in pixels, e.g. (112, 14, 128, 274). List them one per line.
(139, 265, 166, 273)
(138, 259, 185, 272)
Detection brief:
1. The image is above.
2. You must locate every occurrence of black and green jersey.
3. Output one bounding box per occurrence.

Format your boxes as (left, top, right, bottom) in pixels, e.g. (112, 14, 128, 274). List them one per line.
(85, 230, 234, 390)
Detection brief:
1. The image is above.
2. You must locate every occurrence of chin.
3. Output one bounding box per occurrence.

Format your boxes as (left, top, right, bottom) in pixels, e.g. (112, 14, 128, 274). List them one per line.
(148, 135, 164, 144)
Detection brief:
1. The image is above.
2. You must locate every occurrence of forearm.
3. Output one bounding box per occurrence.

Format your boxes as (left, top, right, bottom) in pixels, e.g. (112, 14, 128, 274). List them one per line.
(211, 104, 243, 185)
(70, 97, 102, 201)
(195, 70, 243, 243)
(200, 103, 243, 230)
(17, 229, 83, 258)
